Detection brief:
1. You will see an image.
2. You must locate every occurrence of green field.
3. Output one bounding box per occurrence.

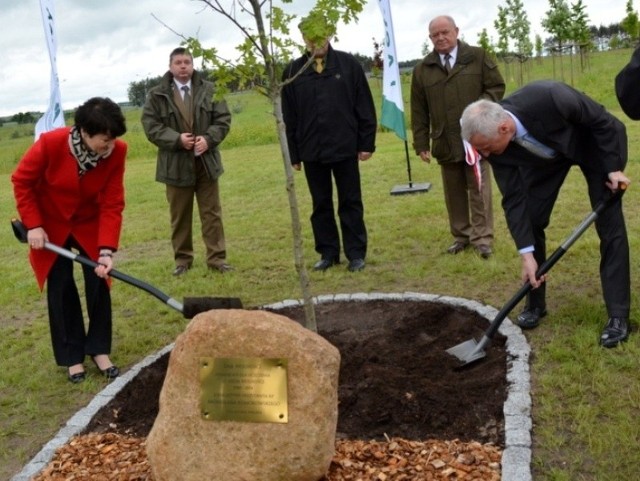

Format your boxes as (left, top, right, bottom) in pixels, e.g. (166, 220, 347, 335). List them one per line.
(1, 48, 640, 480)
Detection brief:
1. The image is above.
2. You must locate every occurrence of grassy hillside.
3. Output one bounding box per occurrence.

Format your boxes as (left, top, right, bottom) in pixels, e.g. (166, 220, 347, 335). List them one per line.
(1, 48, 639, 480)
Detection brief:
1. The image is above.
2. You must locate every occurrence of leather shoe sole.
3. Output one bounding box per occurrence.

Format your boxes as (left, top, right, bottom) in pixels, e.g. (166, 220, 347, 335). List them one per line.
(348, 258, 366, 272)
(447, 241, 469, 254)
(516, 307, 547, 329)
(599, 317, 630, 348)
(313, 257, 339, 271)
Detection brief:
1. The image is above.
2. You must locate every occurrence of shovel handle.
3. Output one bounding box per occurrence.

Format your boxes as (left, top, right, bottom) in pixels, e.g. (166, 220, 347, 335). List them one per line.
(10, 218, 184, 314)
(482, 184, 627, 342)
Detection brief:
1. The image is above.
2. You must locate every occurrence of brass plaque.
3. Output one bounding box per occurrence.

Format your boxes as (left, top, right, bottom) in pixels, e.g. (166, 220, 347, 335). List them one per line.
(200, 357, 288, 423)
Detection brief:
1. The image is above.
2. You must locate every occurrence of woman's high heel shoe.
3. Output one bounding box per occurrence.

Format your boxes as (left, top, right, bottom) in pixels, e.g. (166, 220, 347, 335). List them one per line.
(92, 357, 120, 379)
(67, 365, 86, 383)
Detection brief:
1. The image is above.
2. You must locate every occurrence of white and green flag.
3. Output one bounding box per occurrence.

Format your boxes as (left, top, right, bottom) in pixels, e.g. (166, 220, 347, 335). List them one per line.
(35, 0, 65, 140)
(378, 0, 406, 141)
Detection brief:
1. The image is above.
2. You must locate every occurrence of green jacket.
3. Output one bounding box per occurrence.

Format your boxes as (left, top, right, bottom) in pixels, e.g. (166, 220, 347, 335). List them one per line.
(410, 41, 505, 163)
(141, 70, 231, 186)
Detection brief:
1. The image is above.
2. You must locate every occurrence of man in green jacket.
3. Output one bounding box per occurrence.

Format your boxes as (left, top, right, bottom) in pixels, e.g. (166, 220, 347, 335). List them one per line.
(411, 16, 505, 259)
(142, 47, 233, 276)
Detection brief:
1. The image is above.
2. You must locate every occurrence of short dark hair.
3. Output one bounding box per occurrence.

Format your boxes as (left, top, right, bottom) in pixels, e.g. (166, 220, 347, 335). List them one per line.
(170, 47, 193, 63)
(74, 97, 126, 138)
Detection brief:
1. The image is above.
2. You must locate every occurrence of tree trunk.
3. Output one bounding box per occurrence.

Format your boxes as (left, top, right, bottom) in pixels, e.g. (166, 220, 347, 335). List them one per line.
(272, 93, 317, 332)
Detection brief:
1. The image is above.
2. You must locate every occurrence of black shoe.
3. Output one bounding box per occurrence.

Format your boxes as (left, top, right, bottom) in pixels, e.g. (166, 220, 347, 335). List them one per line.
(172, 265, 190, 276)
(447, 241, 469, 254)
(348, 258, 366, 272)
(516, 307, 547, 329)
(313, 257, 339, 271)
(67, 370, 86, 384)
(599, 317, 629, 348)
(92, 357, 120, 379)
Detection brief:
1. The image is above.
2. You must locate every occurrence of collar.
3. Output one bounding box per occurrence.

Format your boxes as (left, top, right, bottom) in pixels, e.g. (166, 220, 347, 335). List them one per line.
(439, 45, 459, 65)
(506, 111, 527, 139)
(173, 79, 192, 91)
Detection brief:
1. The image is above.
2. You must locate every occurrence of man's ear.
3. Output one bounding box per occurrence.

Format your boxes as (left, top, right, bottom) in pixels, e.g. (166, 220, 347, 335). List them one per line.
(498, 120, 511, 135)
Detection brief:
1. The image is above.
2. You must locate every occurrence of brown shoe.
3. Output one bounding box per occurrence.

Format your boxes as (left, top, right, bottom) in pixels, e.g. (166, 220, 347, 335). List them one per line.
(210, 263, 234, 273)
(172, 265, 190, 276)
(447, 241, 469, 254)
(475, 245, 492, 259)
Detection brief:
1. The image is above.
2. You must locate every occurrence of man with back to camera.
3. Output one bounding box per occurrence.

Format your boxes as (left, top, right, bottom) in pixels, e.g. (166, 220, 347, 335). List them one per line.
(142, 47, 233, 277)
(411, 15, 505, 259)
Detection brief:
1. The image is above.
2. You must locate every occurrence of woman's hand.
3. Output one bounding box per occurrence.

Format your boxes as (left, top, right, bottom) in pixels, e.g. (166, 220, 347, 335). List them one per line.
(95, 252, 114, 278)
(27, 227, 48, 250)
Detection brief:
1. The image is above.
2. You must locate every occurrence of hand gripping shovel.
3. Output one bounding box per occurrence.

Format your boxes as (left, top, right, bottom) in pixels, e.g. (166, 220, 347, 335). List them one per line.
(446, 184, 627, 368)
(11, 219, 242, 318)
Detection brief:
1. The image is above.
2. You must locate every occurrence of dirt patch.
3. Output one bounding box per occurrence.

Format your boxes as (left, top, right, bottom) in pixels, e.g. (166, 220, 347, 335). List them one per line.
(83, 299, 508, 445)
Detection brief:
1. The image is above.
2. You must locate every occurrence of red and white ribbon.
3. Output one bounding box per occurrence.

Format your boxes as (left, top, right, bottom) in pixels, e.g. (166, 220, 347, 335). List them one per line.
(463, 139, 482, 192)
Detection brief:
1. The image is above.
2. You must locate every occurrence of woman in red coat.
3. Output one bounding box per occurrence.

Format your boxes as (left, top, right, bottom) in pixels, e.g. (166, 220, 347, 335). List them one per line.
(12, 97, 127, 383)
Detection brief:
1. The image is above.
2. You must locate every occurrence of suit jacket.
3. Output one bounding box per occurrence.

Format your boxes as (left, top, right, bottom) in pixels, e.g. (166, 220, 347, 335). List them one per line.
(488, 81, 627, 249)
(12, 127, 127, 289)
(410, 40, 505, 163)
(615, 46, 640, 120)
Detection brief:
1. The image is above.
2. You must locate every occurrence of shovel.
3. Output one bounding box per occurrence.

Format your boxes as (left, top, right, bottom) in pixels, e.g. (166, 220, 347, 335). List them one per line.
(446, 184, 627, 368)
(11, 219, 242, 318)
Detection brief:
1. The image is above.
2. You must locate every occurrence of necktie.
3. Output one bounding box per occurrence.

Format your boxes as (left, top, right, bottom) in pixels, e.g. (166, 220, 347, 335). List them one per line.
(314, 58, 324, 74)
(444, 54, 452, 74)
(512, 133, 556, 159)
(181, 85, 192, 117)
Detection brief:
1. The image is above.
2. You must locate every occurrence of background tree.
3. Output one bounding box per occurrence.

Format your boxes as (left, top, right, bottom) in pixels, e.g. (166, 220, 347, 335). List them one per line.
(542, 0, 572, 81)
(535, 34, 544, 63)
(621, 0, 640, 42)
(494, 6, 511, 79)
(570, 0, 593, 72)
(127, 77, 161, 107)
(477, 28, 498, 60)
(175, 0, 367, 331)
(505, 0, 533, 85)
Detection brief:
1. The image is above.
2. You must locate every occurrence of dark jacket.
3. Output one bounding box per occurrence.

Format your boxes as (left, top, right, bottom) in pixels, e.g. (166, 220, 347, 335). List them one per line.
(410, 41, 505, 163)
(615, 45, 640, 120)
(489, 81, 627, 249)
(141, 70, 231, 187)
(282, 45, 377, 164)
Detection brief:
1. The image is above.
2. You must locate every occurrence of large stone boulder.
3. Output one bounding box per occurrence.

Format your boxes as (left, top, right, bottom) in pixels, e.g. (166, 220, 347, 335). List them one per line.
(146, 309, 340, 481)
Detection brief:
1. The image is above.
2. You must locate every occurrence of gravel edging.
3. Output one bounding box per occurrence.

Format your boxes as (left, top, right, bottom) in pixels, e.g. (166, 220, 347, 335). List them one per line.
(11, 292, 532, 481)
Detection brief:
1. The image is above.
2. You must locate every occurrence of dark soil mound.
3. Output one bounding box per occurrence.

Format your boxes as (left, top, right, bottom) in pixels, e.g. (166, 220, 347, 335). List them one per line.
(83, 299, 508, 445)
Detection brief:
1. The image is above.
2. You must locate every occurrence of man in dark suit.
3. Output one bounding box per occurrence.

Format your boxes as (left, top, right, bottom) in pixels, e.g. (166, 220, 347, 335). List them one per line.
(282, 19, 377, 273)
(460, 80, 631, 348)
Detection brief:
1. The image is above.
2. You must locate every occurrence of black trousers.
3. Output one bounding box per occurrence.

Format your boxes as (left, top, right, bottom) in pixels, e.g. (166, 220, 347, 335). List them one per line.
(47, 239, 112, 367)
(523, 161, 630, 318)
(303, 158, 367, 261)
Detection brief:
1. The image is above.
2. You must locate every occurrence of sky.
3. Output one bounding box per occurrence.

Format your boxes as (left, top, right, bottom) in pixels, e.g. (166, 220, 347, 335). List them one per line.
(0, 0, 626, 117)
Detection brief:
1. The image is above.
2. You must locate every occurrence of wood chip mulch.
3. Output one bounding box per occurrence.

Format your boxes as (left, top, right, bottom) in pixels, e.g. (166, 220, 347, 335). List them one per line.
(32, 433, 502, 481)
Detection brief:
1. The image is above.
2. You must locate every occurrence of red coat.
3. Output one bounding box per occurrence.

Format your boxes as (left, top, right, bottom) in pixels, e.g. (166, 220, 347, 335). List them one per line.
(12, 127, 127, 290)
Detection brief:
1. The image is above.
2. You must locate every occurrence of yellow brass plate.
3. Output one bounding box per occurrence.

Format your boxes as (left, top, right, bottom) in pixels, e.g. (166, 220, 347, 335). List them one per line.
(200, 357, 288, 423)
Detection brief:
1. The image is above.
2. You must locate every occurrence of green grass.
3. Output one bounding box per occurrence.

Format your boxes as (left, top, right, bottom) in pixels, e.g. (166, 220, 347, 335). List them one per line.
(1, 48, 640, 480)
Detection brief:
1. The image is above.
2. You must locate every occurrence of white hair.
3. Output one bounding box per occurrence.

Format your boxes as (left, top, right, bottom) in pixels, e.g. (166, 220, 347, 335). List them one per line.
(460, 99, 509, 141)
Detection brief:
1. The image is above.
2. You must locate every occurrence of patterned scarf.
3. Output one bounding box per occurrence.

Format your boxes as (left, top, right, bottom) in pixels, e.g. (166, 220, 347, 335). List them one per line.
(68, 126, 108, 176)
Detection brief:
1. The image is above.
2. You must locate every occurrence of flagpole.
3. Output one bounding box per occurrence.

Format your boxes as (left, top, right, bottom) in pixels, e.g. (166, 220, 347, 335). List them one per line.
(378, 0, 430, 196)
